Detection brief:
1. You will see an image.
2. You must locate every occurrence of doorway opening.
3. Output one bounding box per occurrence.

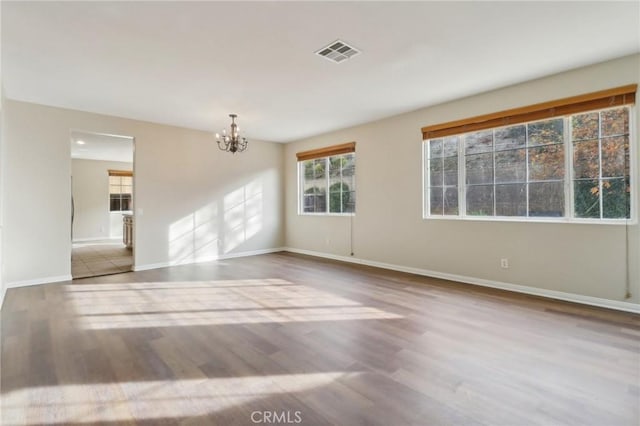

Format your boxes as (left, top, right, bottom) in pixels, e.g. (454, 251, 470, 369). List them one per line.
(70, 130, 135, 279)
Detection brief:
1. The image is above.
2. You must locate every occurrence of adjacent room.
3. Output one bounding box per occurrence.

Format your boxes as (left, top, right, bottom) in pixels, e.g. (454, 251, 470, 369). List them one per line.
(1, 2, 638, 425)
(70, 130, 134, 278)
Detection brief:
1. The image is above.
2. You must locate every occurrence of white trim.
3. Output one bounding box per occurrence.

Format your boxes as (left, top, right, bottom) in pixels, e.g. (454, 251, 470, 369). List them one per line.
(298, 213, 355, 217)
(217, 247, 286, 260)
(6, 275, 72, 289)
(72, 237, 121, 243)
(2, 249, 636, 314)
(283, 247, 640, 314)
(629, 105, 637, 221)
(423, 214, 637, 226)
(133, 247, 286, 272)
(133, 262, 172, 272)
(297, 159, 301, 215)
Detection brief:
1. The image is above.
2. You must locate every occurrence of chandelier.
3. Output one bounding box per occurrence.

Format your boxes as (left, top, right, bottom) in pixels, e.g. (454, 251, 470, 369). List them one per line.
(216, 114, 248, 153)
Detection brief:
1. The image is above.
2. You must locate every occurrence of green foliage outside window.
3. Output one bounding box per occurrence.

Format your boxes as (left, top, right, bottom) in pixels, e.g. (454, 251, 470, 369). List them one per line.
(300, 153, 355, 214)
(427, 106, 631, 220)
(329, 182, 350, 213)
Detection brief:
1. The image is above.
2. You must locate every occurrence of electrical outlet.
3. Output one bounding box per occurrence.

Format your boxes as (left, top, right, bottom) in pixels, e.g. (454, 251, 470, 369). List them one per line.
(500, 258, 509, 269)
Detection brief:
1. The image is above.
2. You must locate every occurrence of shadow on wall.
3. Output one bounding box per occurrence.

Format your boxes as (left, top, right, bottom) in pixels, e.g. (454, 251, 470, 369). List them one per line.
(168, 177, 264, 265)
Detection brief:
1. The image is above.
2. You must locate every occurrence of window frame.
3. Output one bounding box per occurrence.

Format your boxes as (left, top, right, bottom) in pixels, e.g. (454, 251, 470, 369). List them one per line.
(108, 170, 133, 213)
(297, 146, 356, 216)
(423, 105, 636, 225)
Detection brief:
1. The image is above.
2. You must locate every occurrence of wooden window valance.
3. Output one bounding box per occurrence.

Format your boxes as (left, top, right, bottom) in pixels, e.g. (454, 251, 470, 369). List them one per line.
(421, 84, 637, 140)
(108, 169, 133, 177)
(296, 142, 356, 161)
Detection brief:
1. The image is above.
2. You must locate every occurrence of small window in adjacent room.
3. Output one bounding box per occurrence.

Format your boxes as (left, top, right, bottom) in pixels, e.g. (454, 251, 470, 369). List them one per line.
(297, 142, 356, 214)
(108, 170, 133, 212)
(422, 85, 636, 223)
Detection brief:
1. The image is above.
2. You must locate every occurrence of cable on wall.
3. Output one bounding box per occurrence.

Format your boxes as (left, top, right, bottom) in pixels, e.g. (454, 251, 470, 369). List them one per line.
(625, 217, 631, 299)
(350, 211, 354, 256)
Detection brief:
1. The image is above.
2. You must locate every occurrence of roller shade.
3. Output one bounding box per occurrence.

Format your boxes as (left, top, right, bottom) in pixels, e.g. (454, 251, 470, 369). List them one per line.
(296, 142, 356, 161)
(108, 170, 133, 177)
(422, 84, 636, 140)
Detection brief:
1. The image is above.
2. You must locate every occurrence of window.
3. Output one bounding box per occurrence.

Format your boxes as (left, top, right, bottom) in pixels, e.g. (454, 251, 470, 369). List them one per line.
(422, 85, 636, 222)
(427, 136, 459, 215)
(297, 143, 356, 214)
(572, 109, 630, 219)
(108, 170, 133, 212)
(454, 118, 565, 218)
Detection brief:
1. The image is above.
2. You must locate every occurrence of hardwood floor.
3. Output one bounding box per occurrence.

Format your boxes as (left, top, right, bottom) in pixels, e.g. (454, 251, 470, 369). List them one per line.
(1, 252, 639, 425)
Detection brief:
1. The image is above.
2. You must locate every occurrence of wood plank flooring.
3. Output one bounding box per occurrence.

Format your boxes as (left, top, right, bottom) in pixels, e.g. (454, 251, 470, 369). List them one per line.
(1, 252, 639, 425)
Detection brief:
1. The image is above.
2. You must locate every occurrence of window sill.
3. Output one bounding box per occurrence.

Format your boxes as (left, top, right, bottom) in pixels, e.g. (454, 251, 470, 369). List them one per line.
(423, 215, 636, 226)
(298, 213, 355, 217)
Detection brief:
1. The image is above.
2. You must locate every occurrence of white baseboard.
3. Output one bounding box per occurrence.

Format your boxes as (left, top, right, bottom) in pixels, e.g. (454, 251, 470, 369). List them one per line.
(2, 248, 636, 314)
(71, 237, 122, 244)
(72, 237, 120, 243)
(217, 247, 286, 260)
(134, 247, 286, 272)
(133, 262, 172, 272)
(283, 247, 640, 314)
(5, 274, 73, 290)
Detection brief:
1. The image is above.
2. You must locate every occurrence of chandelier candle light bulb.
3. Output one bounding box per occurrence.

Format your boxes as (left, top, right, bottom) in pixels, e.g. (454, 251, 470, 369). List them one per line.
(216, 114, 248, 154)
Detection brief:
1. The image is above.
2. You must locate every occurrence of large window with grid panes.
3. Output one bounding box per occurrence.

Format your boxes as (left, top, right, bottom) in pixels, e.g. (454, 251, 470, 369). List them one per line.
(423, 87, 635, 222)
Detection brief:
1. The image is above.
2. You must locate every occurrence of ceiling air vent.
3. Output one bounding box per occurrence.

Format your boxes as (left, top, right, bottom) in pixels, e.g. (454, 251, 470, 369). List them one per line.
(315, 40, 360, 63)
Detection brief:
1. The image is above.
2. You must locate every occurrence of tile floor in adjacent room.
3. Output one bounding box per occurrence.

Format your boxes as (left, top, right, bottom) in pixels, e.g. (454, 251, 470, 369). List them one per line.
(71, 239, 132, 278)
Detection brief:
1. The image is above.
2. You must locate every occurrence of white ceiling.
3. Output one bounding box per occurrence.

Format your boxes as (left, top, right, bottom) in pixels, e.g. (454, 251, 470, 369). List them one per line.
(70, 131, 133, 163)
(3, 2, 639, 142)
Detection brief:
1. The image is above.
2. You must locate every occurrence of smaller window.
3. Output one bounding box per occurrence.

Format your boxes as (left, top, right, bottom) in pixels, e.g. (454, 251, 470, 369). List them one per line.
(297, 143, 356, 215)
(108, 170, 133, 212)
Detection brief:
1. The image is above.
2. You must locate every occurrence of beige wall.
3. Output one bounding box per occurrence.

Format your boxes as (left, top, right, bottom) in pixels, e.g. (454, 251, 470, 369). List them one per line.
(0, 90, 5, 307)
(72, 159, 133, 241)
(2, 54, 638, 309)
(284, 54, 640, 305)
(2, 100, 284, 285)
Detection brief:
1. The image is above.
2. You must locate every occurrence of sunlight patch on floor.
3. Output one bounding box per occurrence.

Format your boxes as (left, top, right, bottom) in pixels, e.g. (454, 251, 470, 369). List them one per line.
(65, 279, 402, 329)
(2, 372, 353, 425)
